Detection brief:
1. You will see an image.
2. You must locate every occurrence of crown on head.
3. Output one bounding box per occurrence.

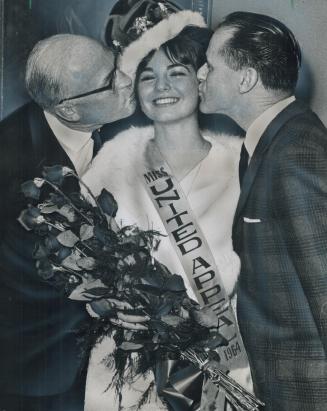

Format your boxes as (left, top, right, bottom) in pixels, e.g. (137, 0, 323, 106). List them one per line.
(104, 0, 181, 50)
(103, 0, 207, 81)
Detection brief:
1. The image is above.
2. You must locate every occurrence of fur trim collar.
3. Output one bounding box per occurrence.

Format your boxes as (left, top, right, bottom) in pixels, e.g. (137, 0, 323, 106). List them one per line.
(85, 125, 243, 197)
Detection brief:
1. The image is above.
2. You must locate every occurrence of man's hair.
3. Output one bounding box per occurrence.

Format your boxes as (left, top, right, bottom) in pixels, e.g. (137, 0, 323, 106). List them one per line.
(217, 12, 301, 92)
(25, 34, 108, 110)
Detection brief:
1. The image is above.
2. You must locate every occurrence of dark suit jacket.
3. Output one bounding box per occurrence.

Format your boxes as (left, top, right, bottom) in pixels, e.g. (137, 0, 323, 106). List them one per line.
(233, 100, 327, 411)
(0, 103, 92, 396)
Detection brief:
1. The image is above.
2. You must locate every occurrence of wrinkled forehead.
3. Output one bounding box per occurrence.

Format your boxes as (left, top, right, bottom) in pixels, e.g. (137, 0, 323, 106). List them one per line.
(66, 46, 115, 94)
(87, 46, 116, 76)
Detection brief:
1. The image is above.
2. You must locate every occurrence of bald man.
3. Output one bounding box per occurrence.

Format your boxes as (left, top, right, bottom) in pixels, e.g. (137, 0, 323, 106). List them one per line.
(0, 34, 135, 411)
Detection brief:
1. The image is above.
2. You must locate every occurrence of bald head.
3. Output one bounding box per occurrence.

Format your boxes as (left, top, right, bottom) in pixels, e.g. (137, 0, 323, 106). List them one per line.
(25, 34, 115, 110)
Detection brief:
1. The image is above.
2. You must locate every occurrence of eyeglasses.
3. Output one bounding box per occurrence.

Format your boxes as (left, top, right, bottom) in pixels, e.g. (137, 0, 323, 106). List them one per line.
(58, 68, 116, 105)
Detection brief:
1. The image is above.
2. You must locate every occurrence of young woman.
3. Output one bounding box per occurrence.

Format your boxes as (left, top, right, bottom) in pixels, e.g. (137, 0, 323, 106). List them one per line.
(83, 10, 251, 411)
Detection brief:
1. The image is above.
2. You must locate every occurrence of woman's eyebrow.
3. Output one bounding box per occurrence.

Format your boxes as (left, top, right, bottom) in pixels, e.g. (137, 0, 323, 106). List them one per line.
(141, 67, 154, 74)
(168, 63, 190, 71)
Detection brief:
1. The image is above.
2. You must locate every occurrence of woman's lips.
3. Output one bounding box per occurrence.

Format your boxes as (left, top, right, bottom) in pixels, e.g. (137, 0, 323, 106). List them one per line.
(153, 97, 179, 106)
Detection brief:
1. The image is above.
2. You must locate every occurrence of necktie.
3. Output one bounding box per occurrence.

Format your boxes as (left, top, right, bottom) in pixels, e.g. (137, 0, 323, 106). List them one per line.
(239, 143, 249, 186)
(91, 129, 102, 157)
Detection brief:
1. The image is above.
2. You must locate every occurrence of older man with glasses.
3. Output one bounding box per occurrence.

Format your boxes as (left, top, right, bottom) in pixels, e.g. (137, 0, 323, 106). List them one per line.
(0, 33, 135, 411)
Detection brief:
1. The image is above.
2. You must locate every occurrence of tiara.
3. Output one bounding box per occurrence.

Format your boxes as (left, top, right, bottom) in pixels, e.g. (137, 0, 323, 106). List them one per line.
(103, 0, 182, 51)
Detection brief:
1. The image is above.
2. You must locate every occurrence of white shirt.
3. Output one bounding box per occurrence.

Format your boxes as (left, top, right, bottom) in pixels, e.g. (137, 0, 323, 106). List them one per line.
(44, 111, 94, 176)
(244, 96, 296, 161)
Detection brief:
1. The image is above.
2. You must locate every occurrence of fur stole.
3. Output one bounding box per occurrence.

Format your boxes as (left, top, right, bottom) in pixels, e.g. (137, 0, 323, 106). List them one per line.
(84, 125, 243, 197)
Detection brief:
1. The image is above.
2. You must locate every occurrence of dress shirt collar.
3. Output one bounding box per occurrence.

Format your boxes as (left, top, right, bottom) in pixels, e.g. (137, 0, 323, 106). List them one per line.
(44, 111, 92, 153)
(244, 96, 296, 158)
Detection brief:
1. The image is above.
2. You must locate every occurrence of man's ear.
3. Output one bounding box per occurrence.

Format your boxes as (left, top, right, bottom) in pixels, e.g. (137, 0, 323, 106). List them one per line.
(239, 68, 258, 94)
(54, 103, 80, 122)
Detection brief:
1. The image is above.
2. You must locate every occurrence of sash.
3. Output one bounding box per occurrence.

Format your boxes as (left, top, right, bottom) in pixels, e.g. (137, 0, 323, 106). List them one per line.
(143, 149, 246, 408)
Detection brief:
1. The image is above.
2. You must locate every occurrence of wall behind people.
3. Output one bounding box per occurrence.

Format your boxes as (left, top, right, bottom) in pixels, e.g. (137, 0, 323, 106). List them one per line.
(212, 0, 327, 125)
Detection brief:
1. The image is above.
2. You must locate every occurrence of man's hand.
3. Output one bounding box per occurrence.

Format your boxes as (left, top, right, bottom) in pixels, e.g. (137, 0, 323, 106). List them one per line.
(89, 298, 149, 331)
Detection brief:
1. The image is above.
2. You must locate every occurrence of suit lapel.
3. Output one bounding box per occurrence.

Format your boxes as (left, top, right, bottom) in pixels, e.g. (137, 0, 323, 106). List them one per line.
(233, 100, 308, 230)
(27, 103, 79, 193)
(27, 103, 75, 172)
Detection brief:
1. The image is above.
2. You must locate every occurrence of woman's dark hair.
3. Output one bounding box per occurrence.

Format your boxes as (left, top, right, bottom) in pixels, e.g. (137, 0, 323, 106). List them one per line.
(217, 12, 301, 93)
(135, 25, 213, 85)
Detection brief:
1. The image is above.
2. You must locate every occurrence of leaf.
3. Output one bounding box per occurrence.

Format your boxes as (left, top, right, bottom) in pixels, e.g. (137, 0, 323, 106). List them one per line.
(49, 193, 66, 207)
(119, 342, 144, 351)
(123, 255, 136, 266)
(42, 165, 73, 186)
(94, 225, 108, 244)
(77, 257, 96, 270)
(36, 259, 54, 280)
(165, 274, 186, 292)
(57, 230, 79, 247)
(68, 278, 106, 301)
(140, 273, 165, 289)
(57, 205, 77, 222)
(193, 306, 219, 329)
(134, 284, 163, 296)
(39, 203, 59, 214)
(62, 252, 82, 271)
(42, 165, 66, 186)
(17, 207, 46, 231)
(44, 235, 61, 252)
(62, 166, 74, 176)
(161, 315, 184, 327)
(68, 283, 90, 301)
(56, 247, 72, 262)
(21, 180, 41, 200)
(33, 177, 45, 188)
(156, 301, 174, 317)
(206, 334, 229, 349)
(82, 287, 108, 297)
(80, 224, 94, 241)
(97, 189, 118, 217)
(33, 243, 49, 259)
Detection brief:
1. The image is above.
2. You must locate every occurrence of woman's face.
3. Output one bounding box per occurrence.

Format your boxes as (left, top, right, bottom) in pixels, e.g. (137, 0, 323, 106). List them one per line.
(137, 48, 199, 124)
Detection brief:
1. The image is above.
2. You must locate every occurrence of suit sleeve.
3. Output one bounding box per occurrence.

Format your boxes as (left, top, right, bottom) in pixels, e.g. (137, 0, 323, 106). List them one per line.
(0, 123, 15, 241)
(274, 135, 327, 354)
(0, 118, 27, 242)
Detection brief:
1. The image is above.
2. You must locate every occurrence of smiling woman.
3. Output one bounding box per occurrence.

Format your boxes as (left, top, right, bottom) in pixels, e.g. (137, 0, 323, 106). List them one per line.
(137, 49, 199, 125)
(83, 4, 251, 411)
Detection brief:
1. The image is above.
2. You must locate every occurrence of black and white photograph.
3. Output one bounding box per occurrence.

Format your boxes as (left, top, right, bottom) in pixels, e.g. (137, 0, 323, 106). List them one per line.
(1, 1, 327, 410)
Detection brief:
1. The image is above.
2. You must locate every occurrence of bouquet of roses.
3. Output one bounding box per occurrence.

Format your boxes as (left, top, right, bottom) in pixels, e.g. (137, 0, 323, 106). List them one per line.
(18, 165, 264, 411)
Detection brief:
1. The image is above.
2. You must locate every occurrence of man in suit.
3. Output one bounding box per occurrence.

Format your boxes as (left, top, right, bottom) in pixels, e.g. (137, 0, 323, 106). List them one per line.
(0, 34, 135, 411)
(198, 11, 327, 411)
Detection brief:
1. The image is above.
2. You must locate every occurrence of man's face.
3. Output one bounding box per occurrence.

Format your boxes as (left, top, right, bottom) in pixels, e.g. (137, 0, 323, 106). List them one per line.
(198, 29, 240, 116)
(58, 48, 136, 131)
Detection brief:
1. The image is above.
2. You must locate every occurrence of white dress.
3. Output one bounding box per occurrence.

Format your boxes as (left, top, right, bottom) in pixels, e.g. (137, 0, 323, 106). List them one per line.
(82, 126, 252, 410)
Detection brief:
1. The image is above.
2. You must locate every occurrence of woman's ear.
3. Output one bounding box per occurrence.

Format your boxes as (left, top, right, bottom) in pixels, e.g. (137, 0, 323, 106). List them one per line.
(54, 103, 80, 122)
(239, 68, 258, 94)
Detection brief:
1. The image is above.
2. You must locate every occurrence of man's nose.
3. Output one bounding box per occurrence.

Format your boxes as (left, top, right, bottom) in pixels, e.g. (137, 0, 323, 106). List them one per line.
(115, 70, 133, 89)
(197, 63, 208, 82)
